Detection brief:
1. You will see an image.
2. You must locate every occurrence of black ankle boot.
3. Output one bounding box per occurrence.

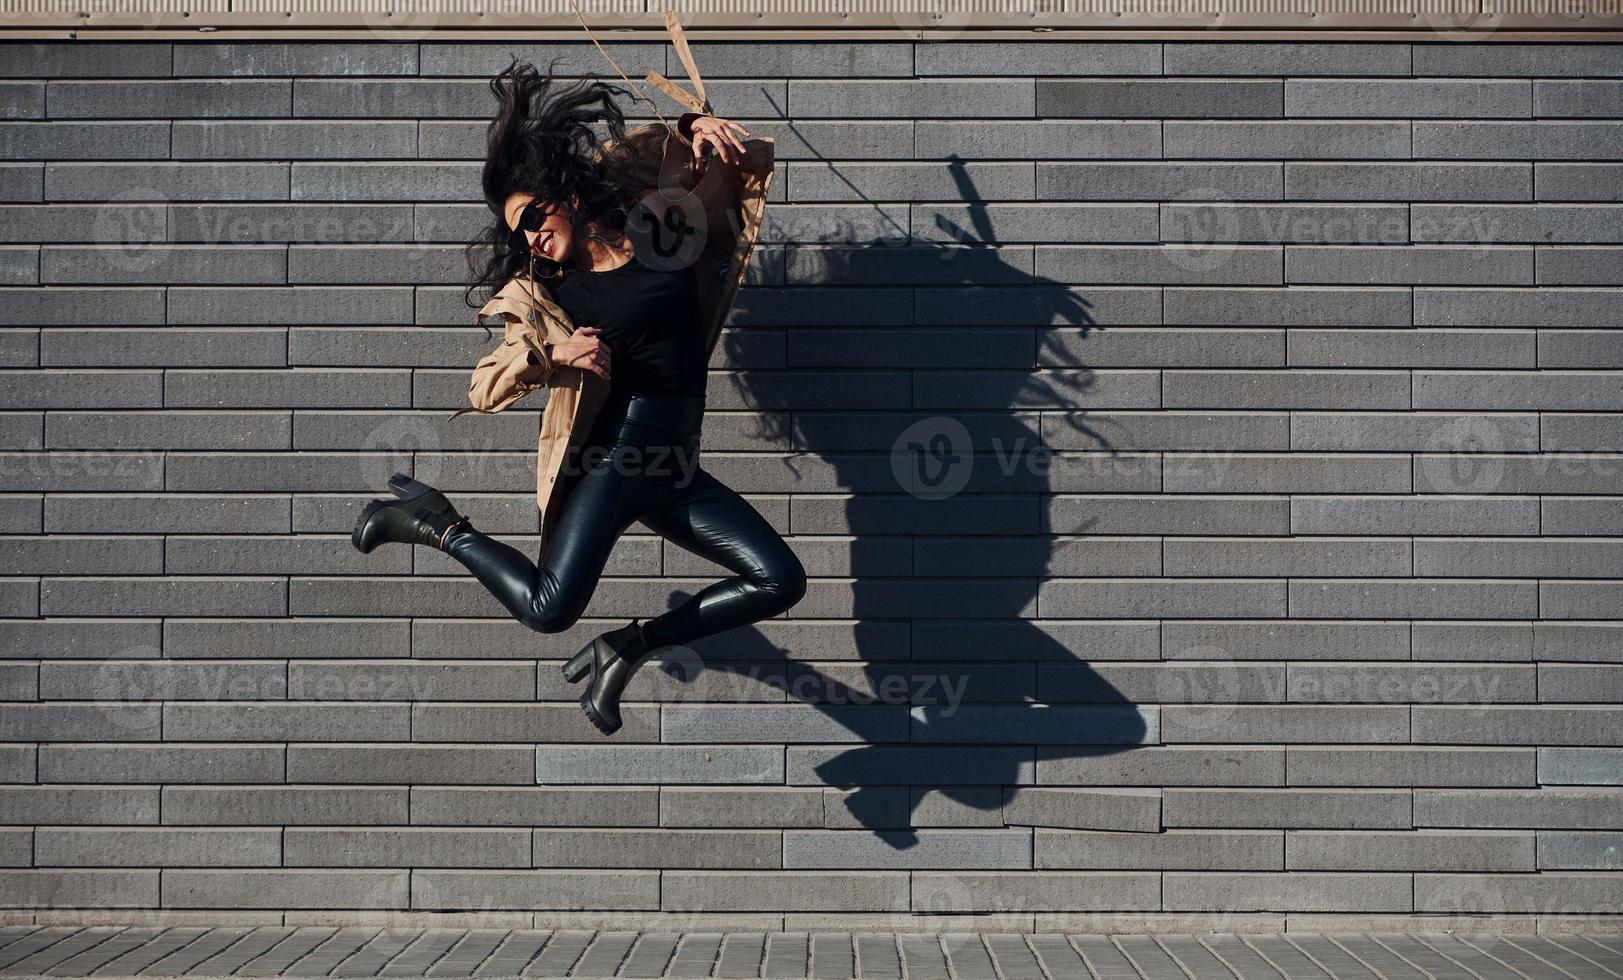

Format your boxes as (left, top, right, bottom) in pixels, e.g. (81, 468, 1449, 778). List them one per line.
(352, 472, 470, 554)
(561, 618, 655, 735)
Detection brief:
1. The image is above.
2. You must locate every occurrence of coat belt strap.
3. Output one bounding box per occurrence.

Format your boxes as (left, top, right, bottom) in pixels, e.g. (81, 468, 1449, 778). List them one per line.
(564, 0, 710, 133)
(662, 8, 710, 112)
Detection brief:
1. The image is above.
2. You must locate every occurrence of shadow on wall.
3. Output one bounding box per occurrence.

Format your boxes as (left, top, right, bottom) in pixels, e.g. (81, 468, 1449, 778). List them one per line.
(651, 153, 1152, 846)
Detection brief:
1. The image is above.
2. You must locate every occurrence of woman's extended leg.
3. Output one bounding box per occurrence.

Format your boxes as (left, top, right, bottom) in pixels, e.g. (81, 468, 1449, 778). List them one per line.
(441, 454, 646, 634)
(635, 465, 808, 649)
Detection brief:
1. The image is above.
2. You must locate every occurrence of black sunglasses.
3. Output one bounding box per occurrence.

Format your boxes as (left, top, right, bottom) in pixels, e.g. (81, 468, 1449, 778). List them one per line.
(508, 198, 561, 254)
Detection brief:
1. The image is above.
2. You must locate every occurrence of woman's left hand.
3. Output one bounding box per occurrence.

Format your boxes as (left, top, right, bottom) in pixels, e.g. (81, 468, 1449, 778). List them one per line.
(689, 115, 750, 170)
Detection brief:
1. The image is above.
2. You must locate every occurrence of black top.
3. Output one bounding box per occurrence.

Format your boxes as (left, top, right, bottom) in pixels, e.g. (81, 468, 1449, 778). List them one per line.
(550, 250, 706, 399)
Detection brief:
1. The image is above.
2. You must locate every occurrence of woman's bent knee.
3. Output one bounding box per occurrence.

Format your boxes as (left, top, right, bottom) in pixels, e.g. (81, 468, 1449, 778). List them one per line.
(516, 590, 588, 635)
(761, 550, 808, 611)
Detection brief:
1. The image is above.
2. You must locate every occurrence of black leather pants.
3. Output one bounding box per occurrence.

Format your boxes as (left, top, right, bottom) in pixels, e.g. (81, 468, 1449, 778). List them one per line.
(441, 390, 808, 646)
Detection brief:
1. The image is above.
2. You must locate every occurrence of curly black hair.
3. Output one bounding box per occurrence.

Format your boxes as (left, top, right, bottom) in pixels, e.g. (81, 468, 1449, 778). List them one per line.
(462, 54, 653, 319)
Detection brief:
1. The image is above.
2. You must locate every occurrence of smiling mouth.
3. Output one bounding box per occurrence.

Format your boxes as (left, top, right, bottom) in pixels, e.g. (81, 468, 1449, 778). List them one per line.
(532, 231, 555, 258)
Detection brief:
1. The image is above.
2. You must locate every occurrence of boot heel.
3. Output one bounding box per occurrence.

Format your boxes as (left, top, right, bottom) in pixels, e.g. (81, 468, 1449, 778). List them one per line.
(388, 472, 430, 499)
(562, 645, 594, 683)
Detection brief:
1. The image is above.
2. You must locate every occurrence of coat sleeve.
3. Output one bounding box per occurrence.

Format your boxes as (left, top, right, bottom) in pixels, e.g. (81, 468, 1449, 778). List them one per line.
(462, 311, 556, 415)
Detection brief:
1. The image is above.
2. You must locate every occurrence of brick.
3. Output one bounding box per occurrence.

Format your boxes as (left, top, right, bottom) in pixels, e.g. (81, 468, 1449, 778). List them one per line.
(40, 661, 286, 701)
(1414, 873, 1623, 913)
(0, 786, 158, 825)
(1537, 832, 1623, 870)
(1287, 747, 1536, 787)
(1286, 162, 1531, 201)
(1539, 748, 1623, 786)
(1412, 43, 1623, 77)
(904, 787, 1005, 828)
(1170, 538, 1405, 579)
(918, 41, 1158, 76)
(46, 410, 290, 449)
(38, 744, 283, 784)
(1165, 121, 1410, 159)
(662, 869, 915, 908)
(1164, 41, 1410, 76)
(791, 80, 1030, 118)
(165, 618, 407, 659)
(913, 871, 1158, 912)
(1162, 705, 1408, 743)
(910, 705, 1157, 745)
(538, 745, 782, 784)
(35, 829, 279, 868)
(1002, 788, 1161, 833)
(779, 830, 1019, 869)
(1036, 746, 1284, 786)
(288, 661, 533, 701)
(160, 787, 407, 826)
(418, 703, 657, 743)
(1411, 706, 1623, 746)
(286, 745, 533, 785)
(413, 870, 657, 911)
(1538, 665, 1623, 703)
(39, 576, 286, 617)
(1414, 622, 1532, 662)
(162, 703, 409, 741)
(1286, 831, 1534, 872)
(1415, 789, 1623, 829)
(788, 747, 1034, 786)
(540, 829, 782, 869)
(1287, 663, 1534, 704)
(0, 871, 157, 908)
(0, 703, 160, 741)
(1164, 789, 1411, 830)
(1289, 579, 1537, 619)
(1286, 80, 1529, 119)
(164, 870, 408, 910)
(1035, 829, 1281, 870)
(662, 704, 909, 743)
(1164, 872, 1411, 912)
(283, 829, 529, 868)
(659, 788, 823, 828)
(410, 788, 658, 827)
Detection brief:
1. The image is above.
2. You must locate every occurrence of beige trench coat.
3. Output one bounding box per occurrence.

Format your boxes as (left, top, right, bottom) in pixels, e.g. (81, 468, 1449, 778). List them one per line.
(445, 20, 776, 560)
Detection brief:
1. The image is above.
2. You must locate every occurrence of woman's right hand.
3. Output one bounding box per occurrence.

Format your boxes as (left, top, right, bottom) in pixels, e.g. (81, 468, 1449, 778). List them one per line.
(552, 326, 611, 382)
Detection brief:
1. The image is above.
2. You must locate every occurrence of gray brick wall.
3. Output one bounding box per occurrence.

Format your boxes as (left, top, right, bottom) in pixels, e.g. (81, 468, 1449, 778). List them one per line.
(0, 37, 1620, 929)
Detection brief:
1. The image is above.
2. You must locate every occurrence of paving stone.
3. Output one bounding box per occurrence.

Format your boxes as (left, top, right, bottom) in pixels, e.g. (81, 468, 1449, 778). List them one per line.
(763, 932, 810, 979)
(666, 932, 722, 979)
(473, 931, 552, 977)
(573, 932, 639, 979)
(619, 932, 680, 979)
(939, 934, 997, 980)
(716, 931, 765, 978)
(853, 933, 900, 978)
(896, 933, 949, 980)
(809, 932, 853, 979)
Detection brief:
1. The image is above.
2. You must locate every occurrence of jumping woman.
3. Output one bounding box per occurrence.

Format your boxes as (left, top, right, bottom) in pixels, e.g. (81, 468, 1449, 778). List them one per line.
(351, 19, 806, 735)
